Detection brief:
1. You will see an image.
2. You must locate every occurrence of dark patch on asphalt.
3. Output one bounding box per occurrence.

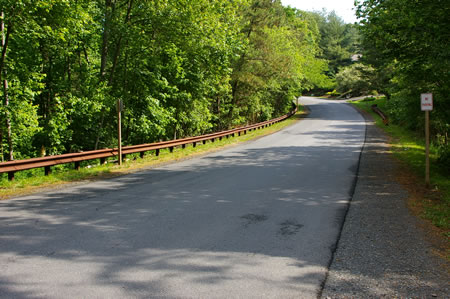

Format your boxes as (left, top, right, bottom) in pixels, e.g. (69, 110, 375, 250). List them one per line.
(241, 213, 268, 227)
(279, 220, 303, 236)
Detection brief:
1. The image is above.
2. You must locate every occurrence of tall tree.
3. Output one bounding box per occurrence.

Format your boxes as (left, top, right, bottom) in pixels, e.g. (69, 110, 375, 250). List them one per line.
(356, 0, 450, 159)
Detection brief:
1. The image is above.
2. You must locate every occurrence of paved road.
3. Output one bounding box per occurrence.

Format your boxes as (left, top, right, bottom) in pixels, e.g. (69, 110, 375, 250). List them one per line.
(0, 97, 365, 298)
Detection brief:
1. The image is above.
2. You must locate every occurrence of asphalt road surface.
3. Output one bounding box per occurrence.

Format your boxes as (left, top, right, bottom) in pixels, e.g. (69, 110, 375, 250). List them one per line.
(0, 97, 366, 298)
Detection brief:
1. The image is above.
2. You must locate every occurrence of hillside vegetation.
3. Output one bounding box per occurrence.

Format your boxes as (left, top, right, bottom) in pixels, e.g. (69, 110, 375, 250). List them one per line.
(1, 0, 350, 163)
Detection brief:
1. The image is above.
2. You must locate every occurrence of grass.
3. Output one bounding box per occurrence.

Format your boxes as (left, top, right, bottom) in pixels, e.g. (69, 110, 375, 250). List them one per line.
(0, 107, 306, 199)
(352, 97, 450, 232)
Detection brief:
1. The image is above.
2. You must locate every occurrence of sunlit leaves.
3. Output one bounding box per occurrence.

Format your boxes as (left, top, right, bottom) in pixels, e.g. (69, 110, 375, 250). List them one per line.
(1, 0, 335, 160)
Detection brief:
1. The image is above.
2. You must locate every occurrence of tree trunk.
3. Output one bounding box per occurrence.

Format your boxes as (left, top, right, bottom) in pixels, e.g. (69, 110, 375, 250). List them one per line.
(108, 0, 133, 85)
(1, 10, 12, 161)
(96, 0, 114, 149)
(0, 128, 3, 162)
(3, 74, 12, 161)
(100, 0, 113, 80)
(0, 11, 11, 83)
(94, 114, 104, 150)
(108, 35, 122, 85)
(66, 43, 72, 85)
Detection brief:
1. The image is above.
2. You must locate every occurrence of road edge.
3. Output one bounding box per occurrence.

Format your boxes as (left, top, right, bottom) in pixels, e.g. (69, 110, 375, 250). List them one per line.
(317, 103, 369, 298)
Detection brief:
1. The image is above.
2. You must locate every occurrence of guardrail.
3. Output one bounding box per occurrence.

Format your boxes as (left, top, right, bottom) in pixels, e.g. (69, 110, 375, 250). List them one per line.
(0, 107, 297, 180)
(371, 104, 389, 126)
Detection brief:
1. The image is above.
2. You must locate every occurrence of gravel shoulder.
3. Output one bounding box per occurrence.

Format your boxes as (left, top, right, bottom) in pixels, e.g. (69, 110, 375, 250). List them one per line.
(321, 108, 450, 298)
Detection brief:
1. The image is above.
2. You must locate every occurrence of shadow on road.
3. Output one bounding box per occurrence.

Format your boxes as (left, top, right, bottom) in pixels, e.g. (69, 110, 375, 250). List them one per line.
(0, 119, 372, 297)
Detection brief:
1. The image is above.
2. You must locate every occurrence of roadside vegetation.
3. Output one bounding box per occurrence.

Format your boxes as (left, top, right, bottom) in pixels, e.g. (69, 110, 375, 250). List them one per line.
(0, 108, 306, 199)
(352, 97, 449, 233)
(325, 1, 448, 172)
(0, 0, 333, 163)
(344, 0, 449, 237)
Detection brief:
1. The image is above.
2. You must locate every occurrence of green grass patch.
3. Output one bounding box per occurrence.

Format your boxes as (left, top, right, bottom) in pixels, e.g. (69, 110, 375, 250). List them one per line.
(0, 109, 306, 199)
(352, 98, 450, 230)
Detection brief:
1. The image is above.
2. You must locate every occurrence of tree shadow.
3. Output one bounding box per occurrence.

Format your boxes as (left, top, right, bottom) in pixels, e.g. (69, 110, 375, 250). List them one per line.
(0, 111, 370, 297)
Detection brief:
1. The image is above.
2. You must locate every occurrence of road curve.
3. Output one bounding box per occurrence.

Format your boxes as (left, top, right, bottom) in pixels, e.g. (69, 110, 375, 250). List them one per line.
(0, 97, 365, 298)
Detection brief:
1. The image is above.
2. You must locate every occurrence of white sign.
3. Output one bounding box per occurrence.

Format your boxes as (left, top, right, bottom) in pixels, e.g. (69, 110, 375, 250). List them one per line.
(421, 93, 433, 111)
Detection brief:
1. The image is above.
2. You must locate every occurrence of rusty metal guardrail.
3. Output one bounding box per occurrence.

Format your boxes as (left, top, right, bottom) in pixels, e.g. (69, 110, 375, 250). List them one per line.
(371, 104, 389, 126)
(0, 107, 297, 180)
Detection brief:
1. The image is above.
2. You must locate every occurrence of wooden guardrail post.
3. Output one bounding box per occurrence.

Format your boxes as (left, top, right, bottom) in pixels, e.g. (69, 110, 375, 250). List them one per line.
(8, 171, 14, 181)
(45, 166, 51, 176)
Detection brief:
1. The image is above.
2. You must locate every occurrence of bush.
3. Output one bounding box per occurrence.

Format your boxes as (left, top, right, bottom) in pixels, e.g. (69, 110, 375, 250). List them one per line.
(336, 63, 376, 96)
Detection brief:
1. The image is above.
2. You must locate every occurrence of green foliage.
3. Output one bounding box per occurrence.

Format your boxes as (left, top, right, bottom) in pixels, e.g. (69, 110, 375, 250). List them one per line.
(0, 0, 332, 161)
(356, 0, 450, 160)
(335, 63, 375, 96)
(312, 10, 360, 76)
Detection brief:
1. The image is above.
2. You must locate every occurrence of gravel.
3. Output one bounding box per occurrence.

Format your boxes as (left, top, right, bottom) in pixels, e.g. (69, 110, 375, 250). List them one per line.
(321, 109, 450, 298)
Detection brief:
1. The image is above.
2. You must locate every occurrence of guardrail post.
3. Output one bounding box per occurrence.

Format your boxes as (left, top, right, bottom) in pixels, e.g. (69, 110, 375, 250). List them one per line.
(75, 161, 80, 170)
(203, 140, 206, 145)
(155, 149, 160, 156)
(45, 166, 51, 176)
(182, 144, 186, 149)
(8, 171, 14, 181)
(244, 130, 247, 135)
(211, 138, 215, 142)
(238, 132, 241, 136)
(169, 147, 174, 153)
(140, 152, 145, 159)
(193, 142, 196, 148)
(100, 158, 106, 165)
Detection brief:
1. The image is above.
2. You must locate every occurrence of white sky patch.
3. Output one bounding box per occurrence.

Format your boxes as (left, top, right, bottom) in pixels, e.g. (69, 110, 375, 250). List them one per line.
(281, 0, 358, 24)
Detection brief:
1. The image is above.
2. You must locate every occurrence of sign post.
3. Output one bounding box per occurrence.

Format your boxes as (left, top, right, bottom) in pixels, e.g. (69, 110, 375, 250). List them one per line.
(117, 99, 123, 166)
(421, 93, 433, 187)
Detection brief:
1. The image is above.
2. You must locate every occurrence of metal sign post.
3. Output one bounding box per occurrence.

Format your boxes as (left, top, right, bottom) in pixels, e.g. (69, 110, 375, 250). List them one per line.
(421, 93, 433, 187)
(117, 99, 123, 166)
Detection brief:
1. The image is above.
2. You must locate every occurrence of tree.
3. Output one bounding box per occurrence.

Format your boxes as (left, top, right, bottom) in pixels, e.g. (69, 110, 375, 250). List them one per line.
(0, 0, 334, 162)
(356, 0, 450, 159)
(312, 10, 359, 76)
(230, 0, 330, 124)
(335, 63, 375, 96)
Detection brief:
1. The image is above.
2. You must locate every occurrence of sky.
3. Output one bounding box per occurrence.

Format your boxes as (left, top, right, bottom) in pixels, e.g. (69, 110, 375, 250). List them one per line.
(281, 0, 358, 24)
